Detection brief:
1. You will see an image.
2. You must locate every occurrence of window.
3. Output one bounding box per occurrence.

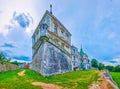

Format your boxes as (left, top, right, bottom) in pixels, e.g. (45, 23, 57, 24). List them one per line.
(54, 25, 58, 34)
(74, 56, 75, 60)
(43, 25, 44, 29)
(61, 43, 64, 48)
(32, 36, 35, 43)
(73, 49, 76, 53)
(36, 30, 39, 40)
(44, 24, 47, 30)
(66, 33, 69, 37)
(61, 30, 64, 33)
(73, 62, 75, 66)
(41, 24, 47, 31)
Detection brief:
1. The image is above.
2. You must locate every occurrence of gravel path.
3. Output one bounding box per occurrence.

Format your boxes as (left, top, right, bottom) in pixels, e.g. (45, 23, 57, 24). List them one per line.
(17, 70, 25, 76)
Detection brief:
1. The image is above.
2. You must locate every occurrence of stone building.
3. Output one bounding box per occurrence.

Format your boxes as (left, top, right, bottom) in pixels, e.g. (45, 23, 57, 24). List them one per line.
(71, 45, 79, 71)
(79, 47, 91, 70)
(71, 45, 91, 71)
(32, 5, 91, 76)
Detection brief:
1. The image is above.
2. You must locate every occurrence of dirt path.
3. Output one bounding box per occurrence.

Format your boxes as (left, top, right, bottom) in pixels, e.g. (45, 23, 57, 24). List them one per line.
(32, 82, 62, 89)
(89, 70, 118, 89)
(102, 70, 119, 89)
(17, 70, 25, 76)
(89, 82, 100, 89)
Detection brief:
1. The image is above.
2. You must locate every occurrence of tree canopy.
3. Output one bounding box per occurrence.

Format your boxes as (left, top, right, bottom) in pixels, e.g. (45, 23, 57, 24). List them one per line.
(98, 63, 105, 70)
(91, 58, 120, 72)
(112, 65, 120, 72)
(0, 53, 10, 64)
(91, 59, 98, 68)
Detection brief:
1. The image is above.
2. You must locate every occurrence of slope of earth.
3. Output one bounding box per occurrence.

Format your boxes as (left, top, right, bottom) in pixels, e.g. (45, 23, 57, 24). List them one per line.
(89, 71, 116, 89)
(0, 69, 99, 89)
(110, 72, 120, 88)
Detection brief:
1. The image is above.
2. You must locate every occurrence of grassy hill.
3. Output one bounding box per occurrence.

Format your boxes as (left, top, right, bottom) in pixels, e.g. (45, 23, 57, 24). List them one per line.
(0, 69, 100, 89)
(110, 72, 120, 88)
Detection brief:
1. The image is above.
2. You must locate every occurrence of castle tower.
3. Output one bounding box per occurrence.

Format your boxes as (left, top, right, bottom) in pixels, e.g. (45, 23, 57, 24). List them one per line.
(79, 46, 90, 70)
(32, 5, 72, 76)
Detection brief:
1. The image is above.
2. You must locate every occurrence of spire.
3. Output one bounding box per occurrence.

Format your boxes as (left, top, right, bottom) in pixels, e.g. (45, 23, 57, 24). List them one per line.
(80, 44, 84, 54)
(50, 4, 52, 14)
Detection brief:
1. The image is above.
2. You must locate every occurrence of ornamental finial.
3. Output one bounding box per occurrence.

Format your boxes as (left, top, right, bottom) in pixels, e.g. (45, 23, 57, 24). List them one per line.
(50, 4, 52, 14)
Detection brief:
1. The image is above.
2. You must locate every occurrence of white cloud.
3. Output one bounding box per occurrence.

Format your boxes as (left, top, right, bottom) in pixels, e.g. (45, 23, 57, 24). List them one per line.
(0, 0, 44, 36)
(10, 58, 31, 63)
(113, 57, 120, 64)
(103, 62, 116, 66)
(103, 57, 120, 66)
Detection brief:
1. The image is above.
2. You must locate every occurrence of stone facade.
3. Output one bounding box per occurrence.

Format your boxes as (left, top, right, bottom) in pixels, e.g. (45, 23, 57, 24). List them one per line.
(32, 10, 90, 76)
(71, 45, 91, 71)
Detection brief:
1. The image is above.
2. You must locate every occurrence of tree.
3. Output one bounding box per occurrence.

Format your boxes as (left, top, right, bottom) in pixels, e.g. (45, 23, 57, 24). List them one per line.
(11, 61, 19, 65)
(98, 63, 105, 70)
(105, 65, 114, 71)
(0, 53, 8, 64)
(11, 61, 24, 66)
(112, 65, 120, 72)
(91, 59, 98, 68)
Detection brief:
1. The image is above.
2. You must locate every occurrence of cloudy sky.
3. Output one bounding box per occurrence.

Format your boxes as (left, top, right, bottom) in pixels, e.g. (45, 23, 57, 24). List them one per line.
(0, 0, 120, 65)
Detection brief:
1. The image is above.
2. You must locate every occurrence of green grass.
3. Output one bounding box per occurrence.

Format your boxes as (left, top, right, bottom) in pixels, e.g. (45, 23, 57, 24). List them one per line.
(0, 69, 41, 89)
(0, 69, 100, 89)
(110, 72, 120, 88)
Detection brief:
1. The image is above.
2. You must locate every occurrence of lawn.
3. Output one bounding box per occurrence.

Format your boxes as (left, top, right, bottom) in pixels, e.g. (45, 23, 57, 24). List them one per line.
(110, 72, 120, 88)
(0, 69, 100, 89)
(0, 69, 41, 89)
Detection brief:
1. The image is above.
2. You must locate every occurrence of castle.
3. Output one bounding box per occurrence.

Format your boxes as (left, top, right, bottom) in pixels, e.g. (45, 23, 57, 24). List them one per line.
(32, 5, 91, 76)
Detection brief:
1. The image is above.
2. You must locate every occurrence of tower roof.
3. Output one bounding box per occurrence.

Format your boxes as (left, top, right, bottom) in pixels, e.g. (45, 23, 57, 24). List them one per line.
(80, 44, 84, 54)
(80, 48, 84, 54)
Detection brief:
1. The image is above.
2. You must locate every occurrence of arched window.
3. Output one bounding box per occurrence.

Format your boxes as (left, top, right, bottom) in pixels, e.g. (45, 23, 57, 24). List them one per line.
(40, 24, 48, 31)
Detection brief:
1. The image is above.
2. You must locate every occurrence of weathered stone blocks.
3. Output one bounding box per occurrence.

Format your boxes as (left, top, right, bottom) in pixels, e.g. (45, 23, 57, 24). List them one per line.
(32, 42, 71, 76)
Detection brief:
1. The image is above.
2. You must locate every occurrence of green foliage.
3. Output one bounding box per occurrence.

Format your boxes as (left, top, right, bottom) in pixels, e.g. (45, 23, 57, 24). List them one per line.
(98, 63, 105, 70)
(0, 69, 100, 89)
(0, 53, 10, 64)
(11, 61, 24, 66)
(112, 65, 120, 72)
(0, 53, 24, 66)
(91, 59, 98, 68)
(110, 72, 120, 88)
(90, 58, 120, 72)
(105, 65, 114, 71)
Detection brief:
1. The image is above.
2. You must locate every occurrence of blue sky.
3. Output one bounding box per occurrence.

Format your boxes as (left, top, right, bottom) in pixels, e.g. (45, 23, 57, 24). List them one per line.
(0, 0, 120, 65)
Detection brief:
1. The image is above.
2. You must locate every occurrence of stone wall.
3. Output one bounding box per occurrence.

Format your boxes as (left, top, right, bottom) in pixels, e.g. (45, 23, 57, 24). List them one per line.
(32, 41, 72, 76)
(0, 63, 19, 72)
